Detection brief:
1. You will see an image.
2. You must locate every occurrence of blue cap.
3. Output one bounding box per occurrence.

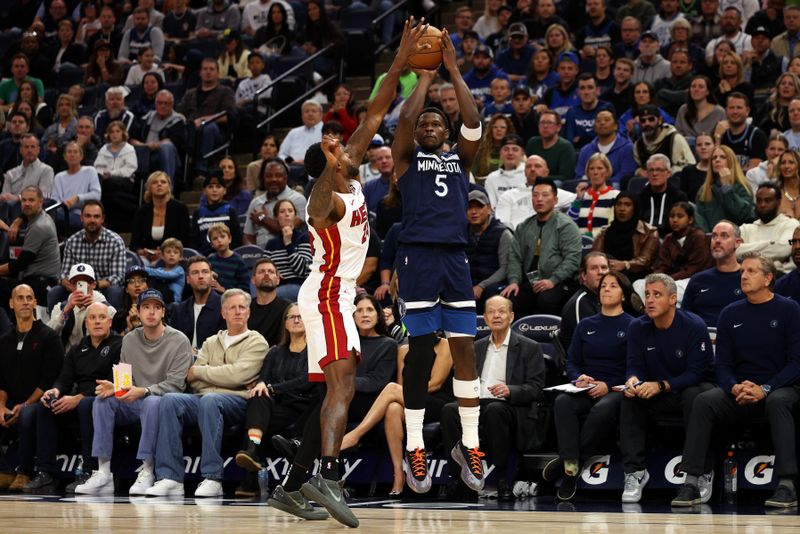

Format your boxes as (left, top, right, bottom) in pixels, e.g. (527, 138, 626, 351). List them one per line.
(125, 265, 148, 281)
(137, 289, 165, 307)
(557, 51, 579, 65)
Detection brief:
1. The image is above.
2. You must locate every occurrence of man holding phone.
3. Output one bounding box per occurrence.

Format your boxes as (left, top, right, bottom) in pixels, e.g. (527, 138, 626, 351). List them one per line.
(48, 264, 111, 352)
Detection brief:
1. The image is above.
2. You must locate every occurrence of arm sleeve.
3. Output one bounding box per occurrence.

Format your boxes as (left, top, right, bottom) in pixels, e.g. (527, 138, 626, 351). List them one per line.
(720, 184, 755, 224)
(38, 332, 65, 392)
(626, 321, 645, 380)
(119, 146, 138, 178)
(671, 231, 712, 280)
(150, 27, 165, 62)
(9, 250, 37, 277)
(77, 168, 102, 204)
(147, 336, 193, 395)
(106, 240, 127, 286)
(667, 320, 712, 391)
(714, 313, 737, 392)
(565, 327, 584, 381)
(478, 229, 511, 289)
(285, 238, 312, 278)
(550, 221, 581, 285)
(117, 31, 131, 61)
(354, 340, 397, 393)
(767, 302, 800, 389)
(507, 231, 524, 285)
(53, 348, 77, 395)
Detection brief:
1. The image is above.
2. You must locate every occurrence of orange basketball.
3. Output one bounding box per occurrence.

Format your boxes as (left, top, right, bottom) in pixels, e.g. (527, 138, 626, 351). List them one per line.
(408, 26, 443, 70)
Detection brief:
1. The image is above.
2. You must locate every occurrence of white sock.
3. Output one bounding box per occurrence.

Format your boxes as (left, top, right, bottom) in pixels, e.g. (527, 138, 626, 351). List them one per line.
(404, 408, 425, 451)
(141, 459, 154, 475)
(458, 406, 480, 449)
(98, 459, 111, 476)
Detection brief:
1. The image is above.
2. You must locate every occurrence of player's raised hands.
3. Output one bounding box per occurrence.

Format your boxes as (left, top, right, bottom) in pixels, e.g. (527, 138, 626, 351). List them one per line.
(439, 28, 458, 72)
(396, 17, 429, 63)
(321, 134, 341, 167)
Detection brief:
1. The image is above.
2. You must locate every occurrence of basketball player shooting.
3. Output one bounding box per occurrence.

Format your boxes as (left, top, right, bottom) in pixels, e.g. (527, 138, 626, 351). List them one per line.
(267, 19, 430, 528)
(391, 28, 485, 494)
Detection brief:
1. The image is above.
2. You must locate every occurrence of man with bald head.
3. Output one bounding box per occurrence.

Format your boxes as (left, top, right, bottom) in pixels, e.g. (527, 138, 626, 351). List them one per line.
(496, 155, 577, 229)
(24, 302, 121, 493)
(0, 284, 63, 491)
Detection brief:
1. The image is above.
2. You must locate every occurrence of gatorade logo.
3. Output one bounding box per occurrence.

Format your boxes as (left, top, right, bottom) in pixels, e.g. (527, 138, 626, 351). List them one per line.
(744, 455, 775, 485)
(580, 455, 610, 485)
(664, 455, 686, 485)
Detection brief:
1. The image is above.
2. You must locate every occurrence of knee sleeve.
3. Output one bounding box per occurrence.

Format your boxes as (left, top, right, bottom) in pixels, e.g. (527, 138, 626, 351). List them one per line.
(403, 333, 437, 410)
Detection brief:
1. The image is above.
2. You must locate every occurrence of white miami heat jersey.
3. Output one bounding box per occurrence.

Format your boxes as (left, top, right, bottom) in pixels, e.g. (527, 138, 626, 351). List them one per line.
(306, 179, 370, 283)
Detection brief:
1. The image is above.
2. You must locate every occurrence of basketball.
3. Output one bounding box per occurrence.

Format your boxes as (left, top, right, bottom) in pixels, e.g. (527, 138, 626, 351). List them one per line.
(408, 26, 443, 70)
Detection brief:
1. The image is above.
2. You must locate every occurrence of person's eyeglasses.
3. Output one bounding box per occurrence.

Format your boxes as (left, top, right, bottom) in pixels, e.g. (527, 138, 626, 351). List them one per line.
(127, 277, 147, 285)
(640, 116, 659, 124)
(286, 314, 303, 321)
(788, 239, 800, 245)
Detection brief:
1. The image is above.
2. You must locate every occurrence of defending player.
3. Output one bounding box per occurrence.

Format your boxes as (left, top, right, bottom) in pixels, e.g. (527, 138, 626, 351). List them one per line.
(267, 19, 429, 527)
(391, 28, 485, 493)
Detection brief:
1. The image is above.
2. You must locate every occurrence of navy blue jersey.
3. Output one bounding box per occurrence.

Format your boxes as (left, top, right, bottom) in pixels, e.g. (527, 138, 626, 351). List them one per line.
(398, 147, 469, 246)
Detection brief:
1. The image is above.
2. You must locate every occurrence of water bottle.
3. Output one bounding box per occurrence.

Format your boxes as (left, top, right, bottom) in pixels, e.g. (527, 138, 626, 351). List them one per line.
(74, 456, 84, 480)
(258, 468, 269, 496)
(723, 449, 737, 502)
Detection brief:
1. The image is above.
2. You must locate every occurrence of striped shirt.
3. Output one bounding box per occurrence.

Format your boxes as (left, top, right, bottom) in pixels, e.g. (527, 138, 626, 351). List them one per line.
(209, 252, 250, 292)
(60, 227, 128, 285)
(567, 186, 619, 237)
(265, 229, 312, 284)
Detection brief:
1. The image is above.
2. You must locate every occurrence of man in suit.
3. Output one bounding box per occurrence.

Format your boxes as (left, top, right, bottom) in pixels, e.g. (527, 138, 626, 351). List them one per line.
(440, 295, 545, 501)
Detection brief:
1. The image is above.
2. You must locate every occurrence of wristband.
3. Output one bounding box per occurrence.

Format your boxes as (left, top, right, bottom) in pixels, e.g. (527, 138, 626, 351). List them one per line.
(460, 123, 483, 141)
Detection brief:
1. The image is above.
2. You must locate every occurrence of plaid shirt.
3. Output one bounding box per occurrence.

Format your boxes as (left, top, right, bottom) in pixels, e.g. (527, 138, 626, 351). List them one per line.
(60, 227, 127, 286)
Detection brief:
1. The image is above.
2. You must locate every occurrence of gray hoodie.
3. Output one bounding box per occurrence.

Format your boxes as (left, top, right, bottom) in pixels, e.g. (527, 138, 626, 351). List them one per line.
(121, 325, 193, 396)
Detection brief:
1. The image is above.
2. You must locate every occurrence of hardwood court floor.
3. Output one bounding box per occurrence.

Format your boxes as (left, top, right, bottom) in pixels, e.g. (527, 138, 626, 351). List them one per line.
(1, 495, 799, 534)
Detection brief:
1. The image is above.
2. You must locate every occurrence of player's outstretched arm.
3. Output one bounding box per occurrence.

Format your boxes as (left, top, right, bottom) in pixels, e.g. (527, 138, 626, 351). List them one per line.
(348, 18, 428, 162)
(307, 135, 346, 228)
(440, 28, 481, 172)
(392, 69, 436, 179)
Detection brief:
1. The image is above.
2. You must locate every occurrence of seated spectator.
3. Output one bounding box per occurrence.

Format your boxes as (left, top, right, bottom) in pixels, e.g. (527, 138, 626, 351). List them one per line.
(713, 51, 753, 108)
(600, 57, 636, 119)
(235, 52, 272, 118)
(50, 116, 103, 174)
(633, 31, 671, 85)
(636, 202, 712, 302)
(12, 99, 44, 138)
(704, 7, 751, 63)
(695, 144, 754, 231)
(208, 223, 250, 293)
(473, 114, 515, 182)
(0, 284, 63, 491)
(15, 79, 51, 129)
(558, 252, 610, 351)
(674, 252, 800, 508)
(682, 220, 746, 327)
(540, 50, 579, 118)
(162, 0, 197, 41)
(775, 226, 800, 300)
(0, 54, 44, 113)
(674, 75, 725, 140)
(129, 73, 164, 120)
(484, 134, 526, 207)
(25, 302, 119, 493)
(85, 8, 122, 58)
(637, 154, 688, 237)
(124, 47, 163, 87)
(681, 132, 715, 202)
(41, 95, 77, 158)
(93, 86, 138, 140)
(246, 135, 279, 193)
(737, 183, 800, 274)
(47, 19, 86, 73)
(48, 263, 109, 352)
(210, 157, 252, 215)
(278, 100, 324, 166)
(144, 237, 185, 303)
(0, 112, 30, 173)
(633, 104, 695, 178)
(575, 110, 636, 187)
(483, 78, 514, 118)
(196, 0, 241, 39)
(593, 193, 660, 281)
(546, 271, 634, 501)
(242, 0, 296, 36)
(297, 0, 345, 78)
(244, 158, 306, 247)
(441, 295, 544, 501)
(619, 273, 714, 504)
(118, 6, 165, 64)
(524, 109, 576, 183)
(44, 200, 125, 310)
(131, 89, 186, 185)
(621, 82, 675, 143)
(776, 149, 800, 219)
(192, 173, 242, 256)
(95, 120, 138, 217)
(567, 153, 620, 238)
(218, 30, 251, 83)
(130, 171, 191, 264)
(758, 73, 798, 135)
(53, 141, 102, 229)
(716, 93, 767, 172)
(170, 257, 226, 351)
(178, 58, 235, 175)
(1, 134, 54, 223)
(563, 73, 613, 149)
(0, 187, 61, 307)
(146, 288, 266, 498)
(75, 289, 192, 496)
(265, 199, 311, 302)
(233, 303, 314, 497)
(509, 85, 538, 143)
(747, 132, 788, 194)
(120, 0, 165, 32)
(653, 49, 694, 119)
(111, 266, 145, 333)
(495, 23, 534, 84)
(254, 3, 294, 54)
(465, 190, 513, 313)
(323, 85, 358, 143)
(784, 99, 800, 150)
(501, 178, 581, 315)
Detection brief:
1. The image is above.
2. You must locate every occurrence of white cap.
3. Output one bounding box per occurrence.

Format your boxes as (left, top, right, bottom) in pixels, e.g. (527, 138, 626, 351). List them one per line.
(68, 263, 96, 281)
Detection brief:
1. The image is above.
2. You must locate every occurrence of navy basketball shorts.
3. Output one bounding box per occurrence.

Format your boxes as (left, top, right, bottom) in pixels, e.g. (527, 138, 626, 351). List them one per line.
(396, 245, 477, 338)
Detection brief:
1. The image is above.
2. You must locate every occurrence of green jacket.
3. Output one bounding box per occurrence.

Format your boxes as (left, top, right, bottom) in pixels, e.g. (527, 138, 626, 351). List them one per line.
(695, 181, 754, 232)
(508, 211, 582, 286)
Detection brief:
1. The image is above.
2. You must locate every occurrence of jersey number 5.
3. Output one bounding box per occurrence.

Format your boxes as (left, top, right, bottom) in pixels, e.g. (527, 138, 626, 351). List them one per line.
(434, 174, 448, 198)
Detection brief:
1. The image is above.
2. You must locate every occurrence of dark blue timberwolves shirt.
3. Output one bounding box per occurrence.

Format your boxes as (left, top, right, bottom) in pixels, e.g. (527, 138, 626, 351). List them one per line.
(398, 147, 469, 246)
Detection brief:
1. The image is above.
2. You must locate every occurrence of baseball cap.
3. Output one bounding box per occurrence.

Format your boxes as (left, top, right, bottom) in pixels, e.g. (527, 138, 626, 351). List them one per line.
(513, 85, 532, 98)
(751, 25, 770, 38)
(501, 133, 525, 149)
(125, 265, 148, 281)
(474, 43, 494, 59)
(640, 30, 659, 42)
(222, 28, 240, 42)
(637, 104, 660, 119)
(508, 22, 528, 37)
(369, 133, 385, 147)
(468, 190, 491, 206)
(462, 29, 480, 41)
(68, 263, 96, 281)
(557, 51, 579, 66)
(203, 174, 224, 188)
(137, 289, 165, 308)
